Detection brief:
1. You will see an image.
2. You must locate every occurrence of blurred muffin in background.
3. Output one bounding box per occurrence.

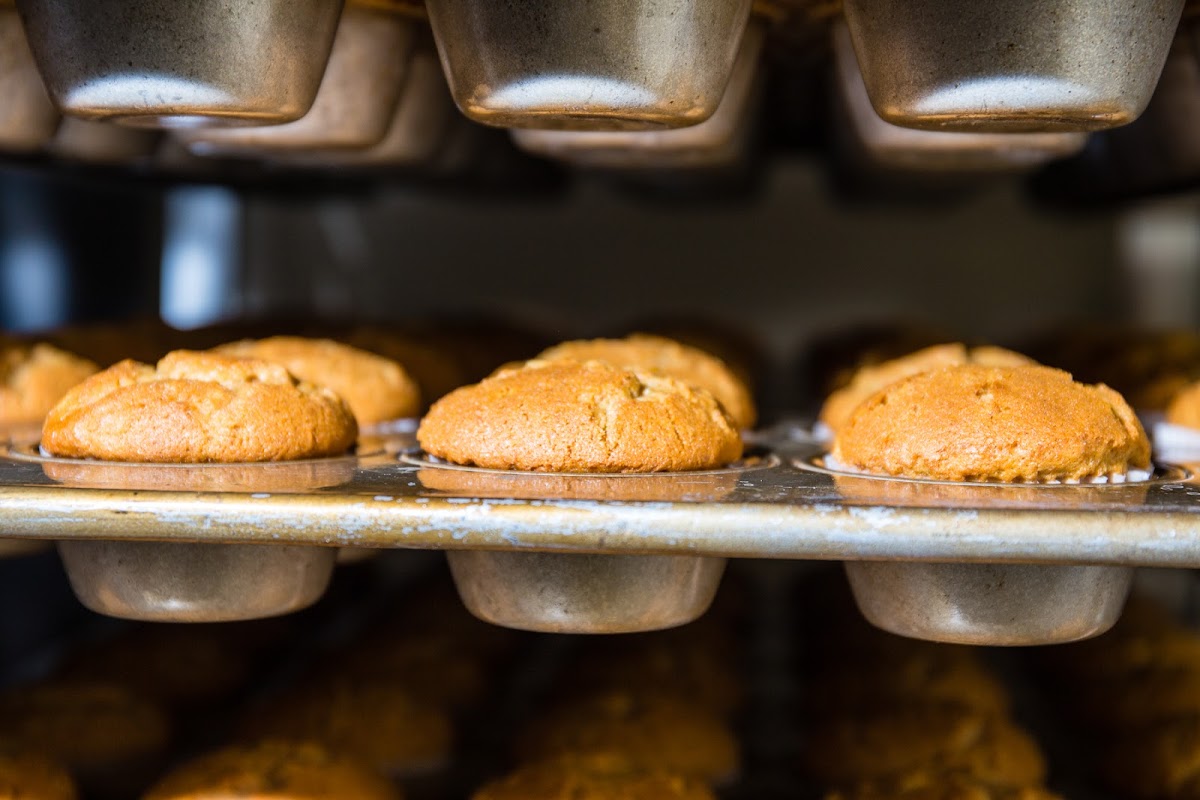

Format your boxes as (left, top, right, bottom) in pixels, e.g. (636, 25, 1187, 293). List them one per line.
(344, 326, 466, 408)
(825, 769, 1063, 800)
(0, 744, 79, 800)
(472, 753, 716, 800)
(618, 315, 769, 401)
(0, 342, 96, 427)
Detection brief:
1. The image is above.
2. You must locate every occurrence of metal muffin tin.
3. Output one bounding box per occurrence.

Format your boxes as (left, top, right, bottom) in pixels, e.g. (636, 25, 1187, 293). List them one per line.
(841, 0, 1185, 132)
(0, 2, 57, 153)
(425, 0, 754, 130)
(2, 426, 1200, 640)
(15, 0, 344, 128)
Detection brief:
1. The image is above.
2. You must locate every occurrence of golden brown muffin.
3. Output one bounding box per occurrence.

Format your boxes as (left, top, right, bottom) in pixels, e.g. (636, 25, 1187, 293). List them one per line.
(344, 327, 466, 407)
(537, 334, 756, 430)
(142, 740, 400, 800)
(803, 705, 1046, 788)
(0, 745, 78, 800)
(1167, 380, 1200, 430)
(240, 680, 452, 777)
(472, 753, 716, 800)
(0, 343, 96, 427)
(1102, 716, 1200, 798)
(832, 365, 1150, 483)
(418, 360, 742, 473)
(516, 691, 739, 784)
(825, 770, 1062, 800)
(41, 351, 357, 463)
(215, 336, 420, 425)
(819, 344, 1035, 435)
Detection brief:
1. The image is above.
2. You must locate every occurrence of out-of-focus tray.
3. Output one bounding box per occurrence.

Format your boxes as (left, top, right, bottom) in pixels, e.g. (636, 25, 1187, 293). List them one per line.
(0, 424, 1197, 567)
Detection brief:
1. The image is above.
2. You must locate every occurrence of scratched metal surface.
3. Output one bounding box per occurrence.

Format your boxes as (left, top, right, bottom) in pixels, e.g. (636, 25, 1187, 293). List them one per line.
(0, 425, 1199, 566)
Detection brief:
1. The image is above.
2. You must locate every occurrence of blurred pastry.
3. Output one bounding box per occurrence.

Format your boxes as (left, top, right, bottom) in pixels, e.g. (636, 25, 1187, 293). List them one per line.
(41, 351, 357, 462)
(344, 326, 466, 406)
(0, 342, 96, 426)
(1167, 380, 1200, 430)
(825, 769, 1062, 800)
(142, 740, 400, 800)
(832, 365, 1149, 483)
(537, 334, 756, 430)
(472, 753, 716, 800)
(0, 745, 78, 800)
(215, 336, 420, 425)
(418, 360, 742, 472)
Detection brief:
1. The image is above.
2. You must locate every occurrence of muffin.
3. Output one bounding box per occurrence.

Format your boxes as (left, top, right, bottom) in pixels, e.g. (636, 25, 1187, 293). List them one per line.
(825, 770, 1062, 800)
(0, 342, 96, 427)
(142, 740, 400, 800)
(240, 680, 453, 777)
(802, 705, 1046, 788)
(0, 746, 78, 800)
(472, 753, 716, 800)
(832, 365, 1150, 483)
(417, 360, 742, 472)
(41, 351, 357, 462)
(516, 691, 739, 784)
(537, 334, 756, 430)
(344, 326, 466, 407)
(214, 336, 420, 426)
(818, 344, 1034, 435)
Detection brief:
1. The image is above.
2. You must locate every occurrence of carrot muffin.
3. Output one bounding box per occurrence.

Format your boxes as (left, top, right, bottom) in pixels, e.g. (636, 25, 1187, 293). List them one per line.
(825, 770, 1062, 800)
(819, 344, 1034, 435)
(832, 365, 1150, 483)
(240, 680, 452, 777)
(418, 360, 742, 472)
(472, 753, 715, 800)
(214, 336, 420, 425)
(142, 740, 400, 800)
(537, 334, 756, 430)
(0, 745, 78, 800)
(0, 342, 96, 427)
(516, 691, 739, 784)
(41, 351, 357, 462)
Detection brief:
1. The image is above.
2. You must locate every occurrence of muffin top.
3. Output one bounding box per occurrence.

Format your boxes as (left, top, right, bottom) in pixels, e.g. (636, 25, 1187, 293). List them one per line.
(537, 335, 756, 430)
(516, 691, 739, 784)
(215, 336, 420, 425)
(417, 360, 742, 473)
(472, 753, 716, 800)
(41, 351, 357, 463)
(832, 365, 1150, 483)
(0, 342, 96, 427)
(819, 344, 1034, 435)
(0, 746, 78, 800)
(825, 770, 1062, 800)
(142, 740, 400, 800)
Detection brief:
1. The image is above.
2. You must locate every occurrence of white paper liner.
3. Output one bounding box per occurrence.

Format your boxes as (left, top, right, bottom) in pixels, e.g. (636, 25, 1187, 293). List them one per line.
(822, 453, 1153, 485)
(1152, 420, 1200, 462)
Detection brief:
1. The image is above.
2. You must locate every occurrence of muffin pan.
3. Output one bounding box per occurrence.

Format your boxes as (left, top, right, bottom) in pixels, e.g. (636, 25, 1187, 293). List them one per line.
(1, 426, 1200, 639)
(0, 2, 58, 153)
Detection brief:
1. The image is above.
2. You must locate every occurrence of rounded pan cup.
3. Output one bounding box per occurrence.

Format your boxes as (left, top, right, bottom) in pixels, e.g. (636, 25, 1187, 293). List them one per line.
(842, 0, 1185, 132)
(15, 0, 344, 128)
(845, 561, 1134, 646)
(510, 21, 765, 169)
(831, 21, 1088, 171)
(425, 0, 753, 130)
(0, 2, 57, 152)
(181, 3, 415, 155)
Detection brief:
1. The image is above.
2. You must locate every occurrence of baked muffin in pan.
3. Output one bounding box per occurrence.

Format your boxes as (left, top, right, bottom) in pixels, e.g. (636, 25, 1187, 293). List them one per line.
(472, 753, 715, 800)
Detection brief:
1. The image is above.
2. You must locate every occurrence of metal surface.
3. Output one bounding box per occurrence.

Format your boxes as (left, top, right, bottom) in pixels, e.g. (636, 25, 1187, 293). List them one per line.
(831, 23, 1088, 172)
(181, 6, 414, 155)
(58, 540, 336, 622)
(48, 118, 160, 164)
(448, 550, 726, 633)
(15, 0, 344, 128)
(0, 5, 57, 152)
(510, 23, 764, 169)
(845, 561, 1133, 645)
(841, 0, 1185, 132)
(425, 0, 754, 130)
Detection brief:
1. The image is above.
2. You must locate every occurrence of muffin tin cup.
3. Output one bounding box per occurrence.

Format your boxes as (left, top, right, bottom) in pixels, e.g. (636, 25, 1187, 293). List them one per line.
(448, 549, 727, 634)
(845, 560, 1134, 645)
(58, 540, 337, 623)
(181, 5, 415, 155)
(425, 0, 754, 130)
(831, 22, 1088, 171)
(15, 0, 344, 128)
(0, 3, 58, 152)
(510, 22, 765, 169)
(841, 0, 1185, 132)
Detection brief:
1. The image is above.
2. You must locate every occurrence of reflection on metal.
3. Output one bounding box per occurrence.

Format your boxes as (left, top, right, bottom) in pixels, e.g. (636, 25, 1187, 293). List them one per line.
(0, 6, 57, 152)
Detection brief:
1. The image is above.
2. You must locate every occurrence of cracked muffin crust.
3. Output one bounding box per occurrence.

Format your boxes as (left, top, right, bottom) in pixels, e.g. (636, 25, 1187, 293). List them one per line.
(0, 342, 97, 427)
(41, 351, 357, 463)
(472, 753, 716, 800)
(214, 336, 420, 425)
(832, 365, 1150, 483)
(537, 334, 756, 430)
(417, 360, 742, 473)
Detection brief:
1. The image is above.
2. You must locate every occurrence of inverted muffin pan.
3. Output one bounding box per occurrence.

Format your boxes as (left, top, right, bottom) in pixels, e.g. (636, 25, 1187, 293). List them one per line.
(0, 3, 58, 153)
(3, 425, 1200, 641)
